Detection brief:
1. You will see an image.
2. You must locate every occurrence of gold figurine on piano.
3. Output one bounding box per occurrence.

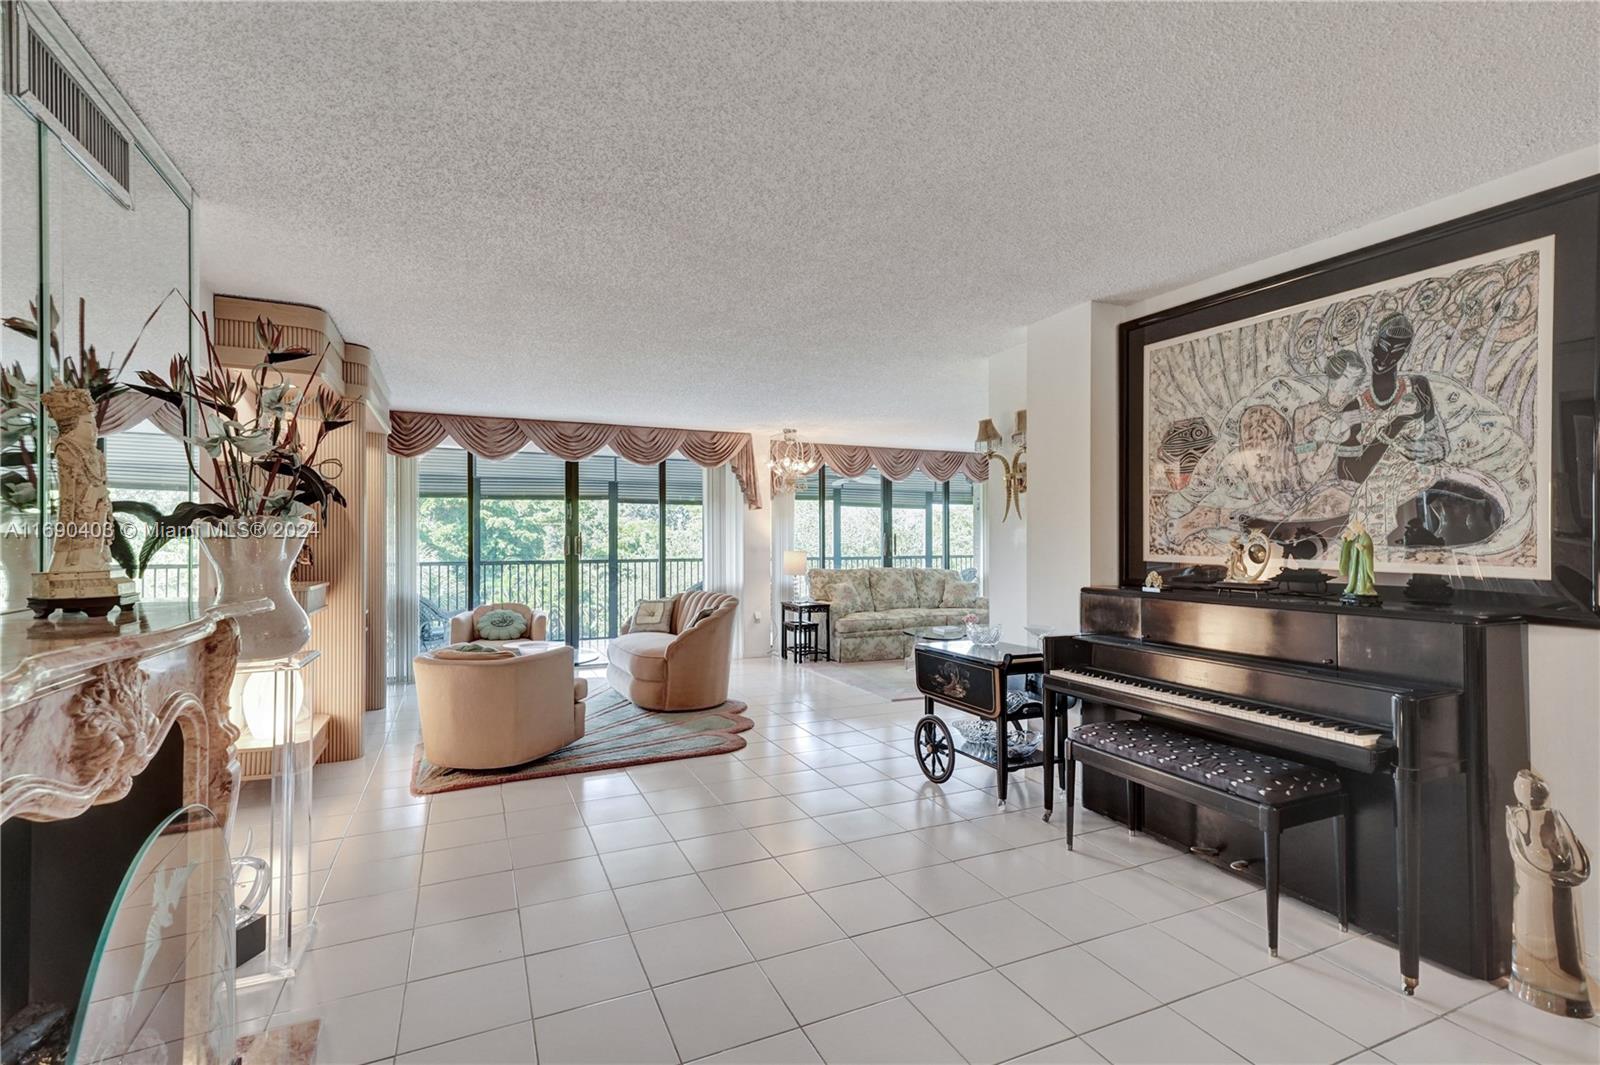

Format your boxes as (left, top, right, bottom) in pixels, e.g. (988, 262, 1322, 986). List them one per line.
(1224, 536, 1251, 582)
(1219, 531, 1273, 587)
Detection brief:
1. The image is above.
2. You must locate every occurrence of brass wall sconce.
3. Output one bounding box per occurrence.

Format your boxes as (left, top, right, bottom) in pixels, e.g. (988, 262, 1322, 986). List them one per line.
(977, 410, 1026, 521)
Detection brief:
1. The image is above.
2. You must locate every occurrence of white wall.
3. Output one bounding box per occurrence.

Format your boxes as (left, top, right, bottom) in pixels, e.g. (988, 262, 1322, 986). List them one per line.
(987, 144, 1600, 971)
(984, 344, 1028, 635)
(1022, 302, 1123, 633)
(1527, 625, 1600, 971)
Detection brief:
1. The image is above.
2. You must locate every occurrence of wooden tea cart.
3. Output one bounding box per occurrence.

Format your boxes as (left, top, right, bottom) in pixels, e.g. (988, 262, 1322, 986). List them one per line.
(910, 636, 1070, 818)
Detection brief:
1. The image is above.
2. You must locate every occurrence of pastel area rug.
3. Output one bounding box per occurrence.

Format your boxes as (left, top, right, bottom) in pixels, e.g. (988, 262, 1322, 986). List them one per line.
(410, 688, 751, 795)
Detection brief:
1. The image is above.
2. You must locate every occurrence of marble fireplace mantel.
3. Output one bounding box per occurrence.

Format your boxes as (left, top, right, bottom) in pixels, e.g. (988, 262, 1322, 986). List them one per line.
(1, 600, 269, 826)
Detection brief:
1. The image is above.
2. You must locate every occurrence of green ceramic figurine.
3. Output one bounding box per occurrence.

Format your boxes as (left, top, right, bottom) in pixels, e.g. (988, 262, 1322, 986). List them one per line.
(1338, 519, 1381, 606)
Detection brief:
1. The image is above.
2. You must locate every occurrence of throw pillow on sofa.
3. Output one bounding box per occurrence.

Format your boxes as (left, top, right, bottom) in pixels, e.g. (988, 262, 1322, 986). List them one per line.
(912, 569, 948, 608)
(814, 569, 869, 610)
(475, 608, 529, 640)
(829, 582, 866, 616)
(630, 598, 675, 633)
(867, 568, 918, 611)
(807, 568, 839, 602)
(941, 580, 979, 608)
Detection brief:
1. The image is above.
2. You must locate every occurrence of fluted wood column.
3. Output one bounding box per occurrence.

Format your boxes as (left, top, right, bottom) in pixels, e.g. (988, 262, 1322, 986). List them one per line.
(301, 414, 367, 760)
(364, 431, 389, 711)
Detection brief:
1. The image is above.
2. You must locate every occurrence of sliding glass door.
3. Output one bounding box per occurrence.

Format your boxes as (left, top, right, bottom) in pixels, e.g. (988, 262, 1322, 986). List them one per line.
(414, 447, 704, 650)
(830, 469, 884, 569)
(417, 446, 470, 647)
(798, 465, 979, 574)
(890, 471, 938, 568)
(664, 458, 706, 595)
(577, 455, 662, 645)
(946, 475, 977, 577)
(475, 449, 569, 640)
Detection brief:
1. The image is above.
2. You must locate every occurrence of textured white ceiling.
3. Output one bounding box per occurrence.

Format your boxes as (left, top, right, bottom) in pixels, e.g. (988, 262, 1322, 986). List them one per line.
(58, 1, 1599, 449)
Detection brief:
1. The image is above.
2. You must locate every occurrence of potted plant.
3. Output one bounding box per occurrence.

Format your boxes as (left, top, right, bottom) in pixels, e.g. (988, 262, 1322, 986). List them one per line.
(0, 358, 42, 597)
(127, 292, 353, 660)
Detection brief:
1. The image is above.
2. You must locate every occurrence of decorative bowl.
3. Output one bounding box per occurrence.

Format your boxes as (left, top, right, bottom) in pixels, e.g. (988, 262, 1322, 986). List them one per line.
(965, 621, 1002, 646)
(954, 719, 1041, 761)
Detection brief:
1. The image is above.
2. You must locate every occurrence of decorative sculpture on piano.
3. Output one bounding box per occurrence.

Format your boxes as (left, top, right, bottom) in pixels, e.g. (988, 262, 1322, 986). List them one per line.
(1223, 536, 1250, 582)
(1338, 520, 1380, 606)
(1220, 530, 1274, 586)
(1506, 770, 1594, 1018)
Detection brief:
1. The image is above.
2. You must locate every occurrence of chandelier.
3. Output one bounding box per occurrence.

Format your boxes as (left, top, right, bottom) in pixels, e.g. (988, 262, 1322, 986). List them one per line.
(770, 428, 819, 495)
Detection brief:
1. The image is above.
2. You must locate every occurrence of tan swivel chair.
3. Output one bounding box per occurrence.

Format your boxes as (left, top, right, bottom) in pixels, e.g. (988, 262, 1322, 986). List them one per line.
(607, 591, 738, 711)
(414, 642, 586, 769)
(449, 602, 550, 644)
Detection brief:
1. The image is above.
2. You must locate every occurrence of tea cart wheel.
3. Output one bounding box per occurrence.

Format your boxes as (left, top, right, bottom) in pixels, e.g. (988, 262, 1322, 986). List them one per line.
(914, 716, 956, 783)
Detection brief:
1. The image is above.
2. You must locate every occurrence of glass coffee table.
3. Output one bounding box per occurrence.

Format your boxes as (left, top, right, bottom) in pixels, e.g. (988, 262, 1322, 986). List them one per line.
(902, 626, 968, 668)
(904, 625, 968, 643)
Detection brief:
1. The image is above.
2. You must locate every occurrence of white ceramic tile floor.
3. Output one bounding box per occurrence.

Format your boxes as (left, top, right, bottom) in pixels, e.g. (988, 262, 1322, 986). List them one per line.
(264, 658, 1586, 1064)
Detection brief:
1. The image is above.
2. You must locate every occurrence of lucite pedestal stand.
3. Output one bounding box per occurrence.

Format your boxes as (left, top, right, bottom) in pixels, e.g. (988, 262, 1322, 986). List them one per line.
(230, 650, 320, 984)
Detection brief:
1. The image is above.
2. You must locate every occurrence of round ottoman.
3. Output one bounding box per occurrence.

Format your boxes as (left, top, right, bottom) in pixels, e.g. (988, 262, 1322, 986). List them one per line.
(414, 642, 588, 769)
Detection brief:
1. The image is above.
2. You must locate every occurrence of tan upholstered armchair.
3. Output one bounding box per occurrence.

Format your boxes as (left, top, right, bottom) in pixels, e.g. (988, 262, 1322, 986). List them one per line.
(415, 643, 586, 769)
(607, 590, 739, 711)
(449, 602, 550, 644)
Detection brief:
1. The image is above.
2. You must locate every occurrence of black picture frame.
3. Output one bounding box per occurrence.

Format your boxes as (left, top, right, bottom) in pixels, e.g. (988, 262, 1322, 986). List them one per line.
(1119, 176, 1600, 627)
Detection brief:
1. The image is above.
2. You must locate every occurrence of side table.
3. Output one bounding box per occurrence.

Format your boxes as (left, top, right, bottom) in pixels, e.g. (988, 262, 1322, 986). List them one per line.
(781, 600, 831, 661)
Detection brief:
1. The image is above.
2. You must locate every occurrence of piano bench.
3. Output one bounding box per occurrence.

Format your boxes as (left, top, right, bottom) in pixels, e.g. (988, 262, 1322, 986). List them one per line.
(1064, 719, 1349, 958)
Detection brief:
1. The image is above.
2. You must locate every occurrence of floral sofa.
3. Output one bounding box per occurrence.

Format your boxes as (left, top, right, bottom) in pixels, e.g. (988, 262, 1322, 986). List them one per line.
(807, 567, 988, 662)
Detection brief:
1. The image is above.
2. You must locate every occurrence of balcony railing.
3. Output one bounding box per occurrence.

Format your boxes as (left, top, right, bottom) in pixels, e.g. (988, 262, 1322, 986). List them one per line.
(418, 557, 705, 647)
(140, 563, 194, 602)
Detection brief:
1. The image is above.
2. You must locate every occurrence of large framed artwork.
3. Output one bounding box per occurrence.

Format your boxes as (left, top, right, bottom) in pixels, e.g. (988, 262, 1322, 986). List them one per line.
(1120, 177, 1599, 625)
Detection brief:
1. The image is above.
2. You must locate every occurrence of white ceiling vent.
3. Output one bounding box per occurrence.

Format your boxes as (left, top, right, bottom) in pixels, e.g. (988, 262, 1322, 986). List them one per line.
(5, 1, 134, 206)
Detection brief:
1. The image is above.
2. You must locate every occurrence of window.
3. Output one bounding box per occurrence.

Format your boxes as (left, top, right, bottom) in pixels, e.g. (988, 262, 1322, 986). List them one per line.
(576, 453, 661, 643)
(476, 448, 568, 640)
(412, 446, 706, 650)
(947, 474, 977, 578)
(416, 445, 469, 647)
(830, 468, 883, 569)
(794, 471, 822, 570)
(890, 471, 939, 568)
(102, 426, 195, 602)
(798, 465, 978, 573)
(664, 458, 705, 596)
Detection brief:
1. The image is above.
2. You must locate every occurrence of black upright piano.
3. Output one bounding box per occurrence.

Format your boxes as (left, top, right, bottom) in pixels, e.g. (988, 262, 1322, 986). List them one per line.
(1044, 586, 1529, 988)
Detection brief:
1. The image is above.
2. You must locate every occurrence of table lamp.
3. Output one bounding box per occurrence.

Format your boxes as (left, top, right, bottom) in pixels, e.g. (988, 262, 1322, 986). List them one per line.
(783, 550, 810, 601)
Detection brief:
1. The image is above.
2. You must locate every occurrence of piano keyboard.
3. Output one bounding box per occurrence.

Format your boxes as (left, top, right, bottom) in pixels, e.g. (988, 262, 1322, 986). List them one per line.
(1050, 666, 1386, 749)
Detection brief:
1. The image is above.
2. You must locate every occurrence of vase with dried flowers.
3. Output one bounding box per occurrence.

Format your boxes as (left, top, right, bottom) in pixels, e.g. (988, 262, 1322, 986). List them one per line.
(126, 291, 354, 659)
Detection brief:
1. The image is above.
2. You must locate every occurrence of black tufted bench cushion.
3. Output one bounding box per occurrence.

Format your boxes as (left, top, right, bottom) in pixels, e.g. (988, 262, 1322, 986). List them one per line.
(1062, 715, 1350, 960)
(1071, 720, 1342, 805)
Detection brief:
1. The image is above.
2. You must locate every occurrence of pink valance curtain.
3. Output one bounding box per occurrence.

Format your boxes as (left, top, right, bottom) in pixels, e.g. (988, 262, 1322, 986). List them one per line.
(96, 391, 187, 438)
(771, 439, 987, 492)
(388, 410, 762, 509)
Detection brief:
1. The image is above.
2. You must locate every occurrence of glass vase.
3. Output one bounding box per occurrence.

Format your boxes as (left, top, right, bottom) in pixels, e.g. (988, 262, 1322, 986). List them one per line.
(198, 521, 312, 663)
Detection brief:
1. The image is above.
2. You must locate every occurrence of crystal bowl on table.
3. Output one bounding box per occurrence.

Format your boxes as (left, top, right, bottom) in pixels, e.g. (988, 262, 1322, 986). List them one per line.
(965, 621, 1001, 646)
